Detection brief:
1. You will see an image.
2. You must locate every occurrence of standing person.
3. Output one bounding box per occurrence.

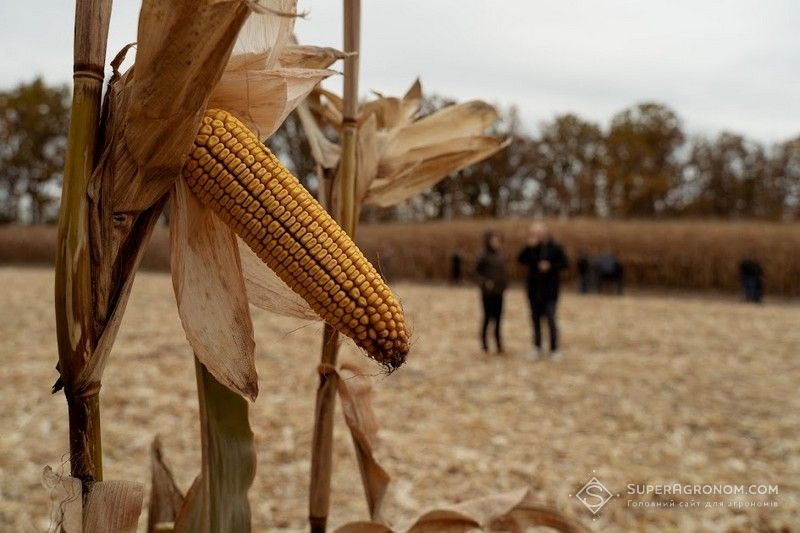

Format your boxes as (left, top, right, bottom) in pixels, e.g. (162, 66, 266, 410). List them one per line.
(577, 250, 591, 294)
(451, 250, 463, 284)
(518, 222, 568, 360)
(739, 255, 764, 303)
(475, 231, 507, 353)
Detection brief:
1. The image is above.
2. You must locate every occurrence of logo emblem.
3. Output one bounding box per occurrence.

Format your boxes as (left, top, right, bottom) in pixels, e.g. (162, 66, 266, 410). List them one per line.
(575, 476, 614, 514)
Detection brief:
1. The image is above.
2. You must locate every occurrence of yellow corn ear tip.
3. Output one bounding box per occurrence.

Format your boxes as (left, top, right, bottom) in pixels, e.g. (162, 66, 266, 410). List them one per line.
(184, 108, 410, 369)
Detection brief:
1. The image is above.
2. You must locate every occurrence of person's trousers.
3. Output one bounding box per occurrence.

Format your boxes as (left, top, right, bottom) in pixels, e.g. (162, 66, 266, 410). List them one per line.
(530, 298, 558, 351)
(481, 293, 503, 351)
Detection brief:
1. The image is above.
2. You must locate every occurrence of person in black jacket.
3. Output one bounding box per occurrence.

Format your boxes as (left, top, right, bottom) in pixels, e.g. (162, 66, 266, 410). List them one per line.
(475, 231, 507, 353)
(739, 255, 764, 303)
(517, 223, 568, 360)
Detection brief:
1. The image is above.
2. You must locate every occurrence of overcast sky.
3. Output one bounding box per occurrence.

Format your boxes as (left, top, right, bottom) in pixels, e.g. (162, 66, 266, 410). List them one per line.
(1, 1, 798, 142)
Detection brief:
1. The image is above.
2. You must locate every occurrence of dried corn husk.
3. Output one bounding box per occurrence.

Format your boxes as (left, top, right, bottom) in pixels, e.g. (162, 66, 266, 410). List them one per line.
(301, 79, 509, 212)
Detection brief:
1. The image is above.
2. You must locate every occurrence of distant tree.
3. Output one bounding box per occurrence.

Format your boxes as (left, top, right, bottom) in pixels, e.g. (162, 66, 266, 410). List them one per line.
(530, 113, 605, 216)
(0, 78, 70, 223)
(769, 136, 800, 220)
(681, 132, 774, 218)
(604, 102, 684, 217)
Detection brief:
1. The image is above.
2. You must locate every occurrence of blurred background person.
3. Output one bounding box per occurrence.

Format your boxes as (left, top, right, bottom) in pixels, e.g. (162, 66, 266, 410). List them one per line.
(450, 249, 463, 284)
(518, 223, 568, 360)
(593, 251, 625, 295)
(577, 250, 590, 294)
(739, 254, 764, 303)
(475, 231, 507, 354)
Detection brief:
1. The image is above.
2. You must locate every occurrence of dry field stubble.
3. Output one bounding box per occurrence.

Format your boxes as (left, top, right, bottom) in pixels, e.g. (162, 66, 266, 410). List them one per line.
(0, 266, 798, 531)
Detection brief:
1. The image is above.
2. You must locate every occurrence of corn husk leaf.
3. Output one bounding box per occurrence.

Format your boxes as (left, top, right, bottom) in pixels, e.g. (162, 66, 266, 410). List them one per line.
(335, 487, 587, 533)
(147, 437, 185, 533)
(356, 114, 381, 202)
(238, 238, 319, 321)
(304, 80, 508, 211)
(358, 79, 421, 131)
(109, 0, 251, 212)
(297, 100, 341, 170)
(43, 467, 83, 533)
(233, 0, 295, 60)
(170, 177, 258, 401)
(383, 101, 497, 159)
(174, 359, 257, 532)
(83, 480, 144, 533)
(335, 364, 389, 522)
(211, 7, 341, 139)
(210, 67, 335, 139)
(366, 137, 510, 207)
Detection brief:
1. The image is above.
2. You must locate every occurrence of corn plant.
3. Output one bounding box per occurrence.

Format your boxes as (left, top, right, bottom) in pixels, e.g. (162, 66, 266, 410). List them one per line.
(52, 0, 397, 529)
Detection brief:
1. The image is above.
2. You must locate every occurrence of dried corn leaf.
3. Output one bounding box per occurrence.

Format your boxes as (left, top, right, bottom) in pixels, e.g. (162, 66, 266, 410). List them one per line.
(111, 0, 250, 210)
(279, 45, 345, 69)
(380, 137, 504, 181)
(210, 67, 334, 139)
(336, 487, 586, 533)
(147, 437, 185, 533)
(356, 114, 381, 203)
(296, 101, 341, 170)
(173, 477, 202, 533)
(336, 364, 389, 522)
(170, 177, 258, 401)
(83, 480, 144, 533)
(43, 467, 82, 533)
(238, 237, 320, 321)
(358, 79, 421, 131)
(384, 101, 498, 160)
(234, 0, 296, 62)
(365, 138, 509, 207)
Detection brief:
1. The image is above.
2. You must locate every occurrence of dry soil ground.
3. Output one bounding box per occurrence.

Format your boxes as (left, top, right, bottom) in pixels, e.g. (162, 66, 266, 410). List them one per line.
(0, 267, 798, 532)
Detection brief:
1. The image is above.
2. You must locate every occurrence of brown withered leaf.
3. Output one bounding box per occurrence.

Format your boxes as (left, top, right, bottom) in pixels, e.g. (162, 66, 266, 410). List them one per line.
(356, 114, 381, 203)
(210, 67, 334, 139)
(366, 137, 510, 208)
(43, 467, 82, 533)
(336, 364, 389, 522)
(335, 487, 587, 533)
(234, 0, 296, 62)
(109, 0, 251, 212)
(296, 100, 341, 170)
(147, 437, 185, 533)
(83, 480, 144, 533)
(170, 177, 258, 401)
(383, 101, 498, 160)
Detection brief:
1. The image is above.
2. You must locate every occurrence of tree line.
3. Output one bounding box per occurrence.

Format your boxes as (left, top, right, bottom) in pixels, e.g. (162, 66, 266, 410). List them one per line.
(1, 78, 798, 223)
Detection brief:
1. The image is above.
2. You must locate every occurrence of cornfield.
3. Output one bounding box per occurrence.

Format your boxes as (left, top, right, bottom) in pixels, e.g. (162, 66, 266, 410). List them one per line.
(4, 217, 799, 295)
(356, 217, 800, 296)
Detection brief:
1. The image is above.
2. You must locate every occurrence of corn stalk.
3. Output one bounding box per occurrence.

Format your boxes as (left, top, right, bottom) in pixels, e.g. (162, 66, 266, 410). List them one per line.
(308, 2, 360, 531)
(54, 0, 112, 492)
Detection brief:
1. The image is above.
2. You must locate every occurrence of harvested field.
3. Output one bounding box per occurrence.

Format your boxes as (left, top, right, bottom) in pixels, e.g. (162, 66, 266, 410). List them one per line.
(0, 267, 798, 531)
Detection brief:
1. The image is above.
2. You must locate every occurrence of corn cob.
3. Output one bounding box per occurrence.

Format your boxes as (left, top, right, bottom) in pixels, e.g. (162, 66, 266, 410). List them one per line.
(182, 109, 409, 369)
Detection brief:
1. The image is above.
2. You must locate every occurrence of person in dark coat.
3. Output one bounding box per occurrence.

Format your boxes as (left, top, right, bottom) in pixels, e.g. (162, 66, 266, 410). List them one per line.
(517, 222, 568, 360)
(475, 231, 507, 353)
(451, 250, 463, 284)
(739, 256, 764, 303)
(577, 250, 590, 294)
